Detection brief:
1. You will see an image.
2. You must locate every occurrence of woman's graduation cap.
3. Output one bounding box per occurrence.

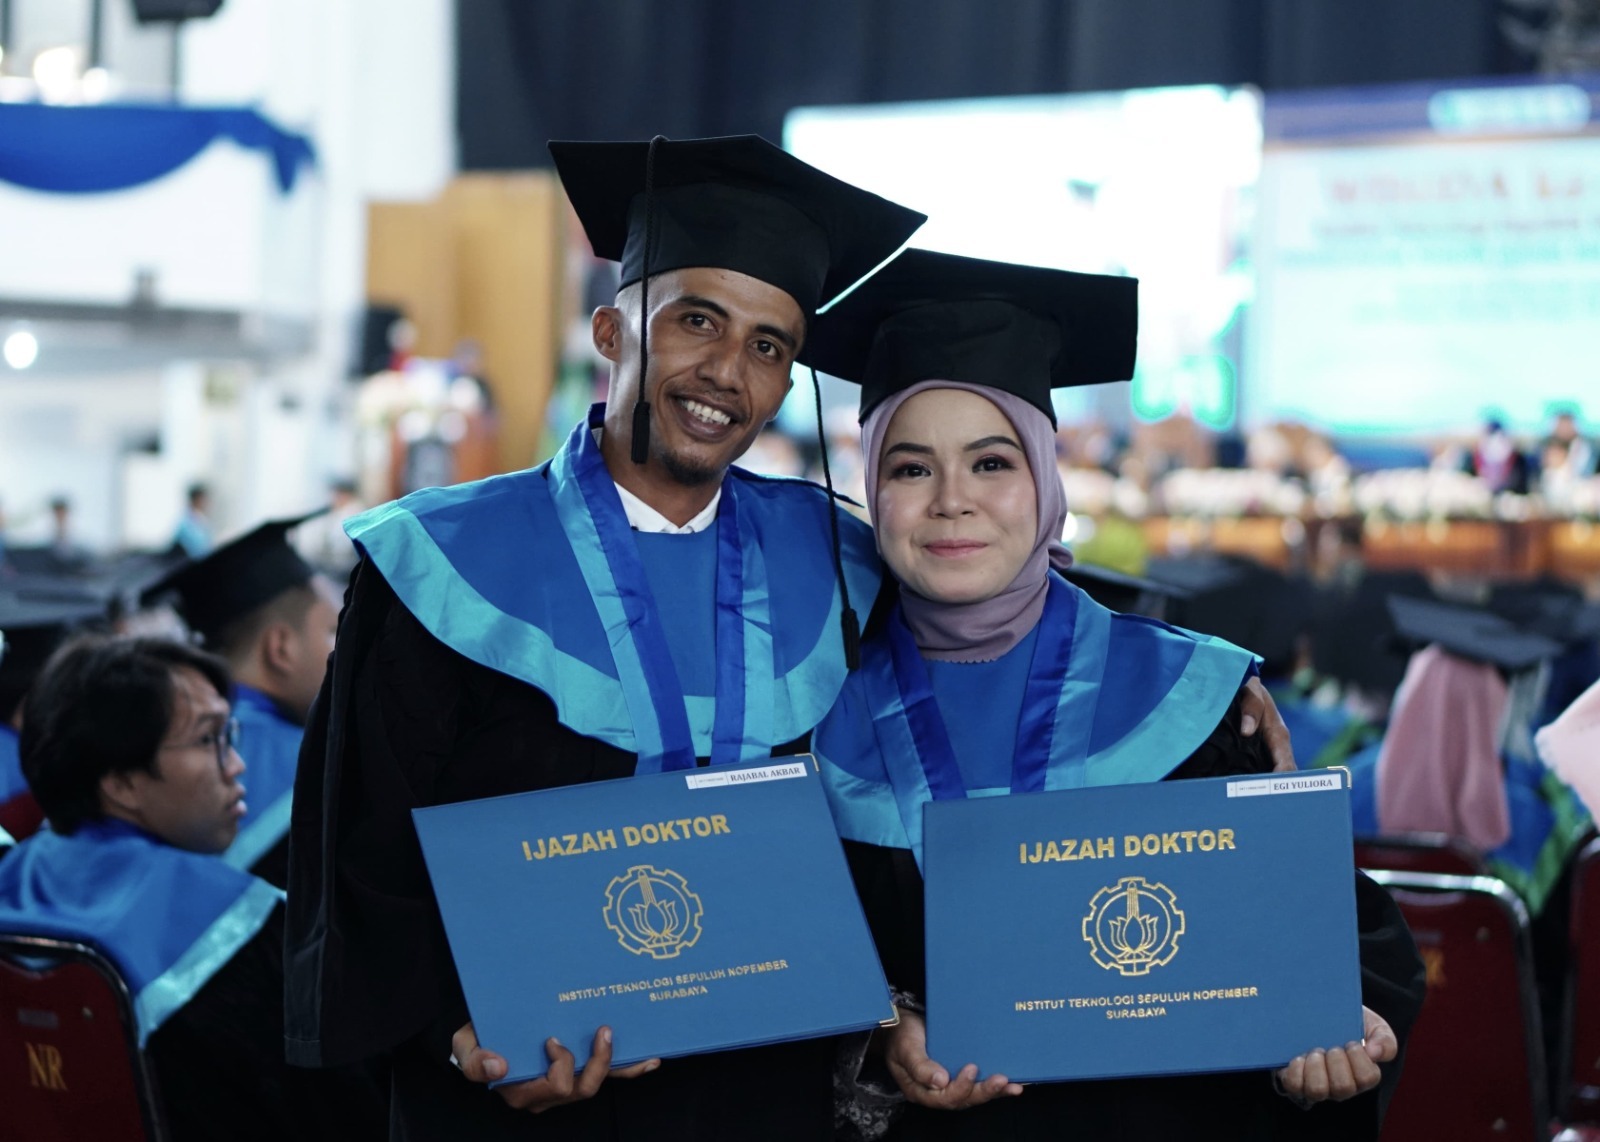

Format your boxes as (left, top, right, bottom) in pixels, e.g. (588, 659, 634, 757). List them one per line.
(805, 248, 1139, 425)
(143, 510, 324, 646)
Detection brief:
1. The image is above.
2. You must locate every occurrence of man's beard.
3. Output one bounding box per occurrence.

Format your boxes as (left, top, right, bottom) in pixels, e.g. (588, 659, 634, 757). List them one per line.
(659, 446, 722, 488)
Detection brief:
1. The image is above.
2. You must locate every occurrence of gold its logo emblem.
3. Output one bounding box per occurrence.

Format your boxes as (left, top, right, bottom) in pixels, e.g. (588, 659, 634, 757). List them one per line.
(1083, 876, 1185, 977)
(603, 865, 704, 959)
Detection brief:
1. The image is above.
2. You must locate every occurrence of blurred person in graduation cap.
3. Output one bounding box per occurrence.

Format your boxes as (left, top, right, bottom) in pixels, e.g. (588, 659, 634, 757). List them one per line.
(804, 249, 1423, 1140)
(0, 635, 384, 1141)
(1360, 594, 1592, 915)
(0, 590, 110, 840)
(285, 135, 928, 1140)
(145, 512, 339, 889)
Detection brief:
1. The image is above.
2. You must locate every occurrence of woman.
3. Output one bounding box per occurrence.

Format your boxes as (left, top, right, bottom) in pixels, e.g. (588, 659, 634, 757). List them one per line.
(806, 249, 1426, 1140)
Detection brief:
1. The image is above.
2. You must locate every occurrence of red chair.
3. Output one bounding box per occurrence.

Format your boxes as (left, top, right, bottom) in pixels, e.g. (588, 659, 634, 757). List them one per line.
(1365, 871, 1546, 1142)
(0, 934, 167, 1141)
(1354, 833, 1490, 877)
(1562, 838, 1600, 1124)
(0, 790, 46, 842)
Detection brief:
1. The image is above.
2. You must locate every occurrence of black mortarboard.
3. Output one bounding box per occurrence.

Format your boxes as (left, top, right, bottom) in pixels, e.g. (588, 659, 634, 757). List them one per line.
(1309, 571, 1435, 697)
(1487, 579, 1600, 648)
(1143, 556, 1313, 676)
(806, 248, 1139, 426)
(548, 135, 927, 318)
(0, 591, 110, 717)
(142, 510, 324, 644)
(1063, 562, 1189, 622)
(1387, 594, 1563, 672)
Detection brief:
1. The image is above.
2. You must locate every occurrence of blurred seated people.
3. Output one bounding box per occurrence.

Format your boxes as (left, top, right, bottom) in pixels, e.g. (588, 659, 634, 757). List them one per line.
(1462, 417, 1532, 495)
(144, 513, 339, 888)
(46, 495, 91, 571)
(0, 636, 384, 1141)
(806, 250, 1422, 1140)
(172, 483, 216, 558)
(0, 591, 109, 840)
(1542, 408, 1597, 479)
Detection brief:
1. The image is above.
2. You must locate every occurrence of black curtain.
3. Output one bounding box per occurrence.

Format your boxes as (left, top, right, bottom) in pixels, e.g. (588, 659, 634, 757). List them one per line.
(456, 0, 1527, 170)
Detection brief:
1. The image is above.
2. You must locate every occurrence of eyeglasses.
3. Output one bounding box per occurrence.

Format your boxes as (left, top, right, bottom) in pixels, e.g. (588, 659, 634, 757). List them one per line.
(159, 717, 242, 773)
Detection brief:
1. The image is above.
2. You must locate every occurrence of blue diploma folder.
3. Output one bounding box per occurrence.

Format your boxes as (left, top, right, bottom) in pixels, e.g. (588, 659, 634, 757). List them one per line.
(923, 770, 1362, 1083)
(412, 757, 894, 1083)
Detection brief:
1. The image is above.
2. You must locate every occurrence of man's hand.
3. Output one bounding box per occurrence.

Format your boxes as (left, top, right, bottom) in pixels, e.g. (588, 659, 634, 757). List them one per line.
(882, 1009, 1022, 1110)
(1275, 1006, 1397, 1107)
(1240, 677, 1296, 773)
(451, 1021, 659, 1114)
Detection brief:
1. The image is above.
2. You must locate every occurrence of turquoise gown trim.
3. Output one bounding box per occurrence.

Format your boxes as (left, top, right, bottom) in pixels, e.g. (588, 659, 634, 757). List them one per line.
(346, 404, 880, 762)
(0, 724, 24, 803)
(814, 574, 1258, 870)
(223, 685, 301, 872)
(0, 819, 283, 1044)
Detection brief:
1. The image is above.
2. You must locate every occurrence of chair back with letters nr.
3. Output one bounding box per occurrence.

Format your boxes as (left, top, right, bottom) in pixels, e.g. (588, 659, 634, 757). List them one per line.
(1354, 833, 1491, 878)
(1367, 871, 1547, 1142)
(0, 934, 167, 1141)
(1563, 837, 1600, 1124)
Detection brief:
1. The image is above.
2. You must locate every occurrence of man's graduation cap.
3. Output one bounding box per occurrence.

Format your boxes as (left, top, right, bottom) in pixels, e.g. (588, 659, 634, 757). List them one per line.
(143, 511, 324, 645)
(548, 135, 927, 321)
(1386, 594, 1563, 673)
(805, 248, 1139, 425)
(0, 591, 109, 717)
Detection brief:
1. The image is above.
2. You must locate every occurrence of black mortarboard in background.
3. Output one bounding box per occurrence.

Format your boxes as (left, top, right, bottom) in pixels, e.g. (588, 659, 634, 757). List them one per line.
(143, 511, 324, 645)
(806, 248, 1139, 425)
(548, 135, 927, 319)
(0, 591, 110, 718)
(1309, 571, 1435, 698)
(1063, 562, 1189, 622)
(1142, 555, 1312, 678)
(1386, 594, 1563, 672)
(1486, 578, 1600, 648)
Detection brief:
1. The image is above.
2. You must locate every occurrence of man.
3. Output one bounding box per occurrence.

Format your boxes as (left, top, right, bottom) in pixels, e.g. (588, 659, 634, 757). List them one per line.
(0, 636, 382, 1140)
(286, 135, 1295, 1140)
(172, 482, 216, 558)
(146, 514, 340, 887)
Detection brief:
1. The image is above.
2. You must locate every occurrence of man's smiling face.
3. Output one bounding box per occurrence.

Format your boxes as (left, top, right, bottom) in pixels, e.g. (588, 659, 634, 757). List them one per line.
(597, 266, 803, 487)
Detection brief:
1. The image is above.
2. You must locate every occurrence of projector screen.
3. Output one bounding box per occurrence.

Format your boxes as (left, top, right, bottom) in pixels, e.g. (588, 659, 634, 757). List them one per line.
(785, 86, 1262, 430)
(1250, 76, 1600, 436)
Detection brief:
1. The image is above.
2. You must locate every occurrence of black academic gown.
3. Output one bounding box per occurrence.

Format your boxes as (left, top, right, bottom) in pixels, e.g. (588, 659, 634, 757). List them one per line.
(844, 696, 1427, 1142)
(285, 562, 835, 1141)
(149, 905, 386, 1142)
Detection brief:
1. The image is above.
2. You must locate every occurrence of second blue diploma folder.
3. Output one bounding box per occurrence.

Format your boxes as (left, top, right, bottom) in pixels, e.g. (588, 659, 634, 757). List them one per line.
(412, 756, 895, 1083)
(923, 770, 1362, 1083)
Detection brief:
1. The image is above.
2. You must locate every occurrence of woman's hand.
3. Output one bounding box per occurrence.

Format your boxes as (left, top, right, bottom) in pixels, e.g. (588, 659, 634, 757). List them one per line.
(1275, 1006, 1397, 1107)
(882, 1009, 1023, 1110)
(451, 1021, 660, 1114)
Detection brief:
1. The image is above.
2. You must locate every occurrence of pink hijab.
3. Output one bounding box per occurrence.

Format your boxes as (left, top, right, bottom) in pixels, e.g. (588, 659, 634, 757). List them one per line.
(1376, 644, 1512, 852)
(861, 380, 1073, 663)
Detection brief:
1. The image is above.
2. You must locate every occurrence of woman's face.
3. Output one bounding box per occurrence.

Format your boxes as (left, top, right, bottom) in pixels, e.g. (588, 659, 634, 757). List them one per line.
(874, 388, 1038, 606)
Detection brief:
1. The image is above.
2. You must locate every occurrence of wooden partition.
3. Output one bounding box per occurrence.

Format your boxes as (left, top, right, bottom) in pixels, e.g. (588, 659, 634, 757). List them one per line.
(366, 173, 567, 475)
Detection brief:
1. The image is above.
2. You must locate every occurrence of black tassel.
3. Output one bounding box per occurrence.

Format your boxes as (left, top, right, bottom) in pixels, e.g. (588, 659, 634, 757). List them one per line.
(631, 135, 666, 466)
(631, 400, 652, 464)
(811, 365, 861, 671)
